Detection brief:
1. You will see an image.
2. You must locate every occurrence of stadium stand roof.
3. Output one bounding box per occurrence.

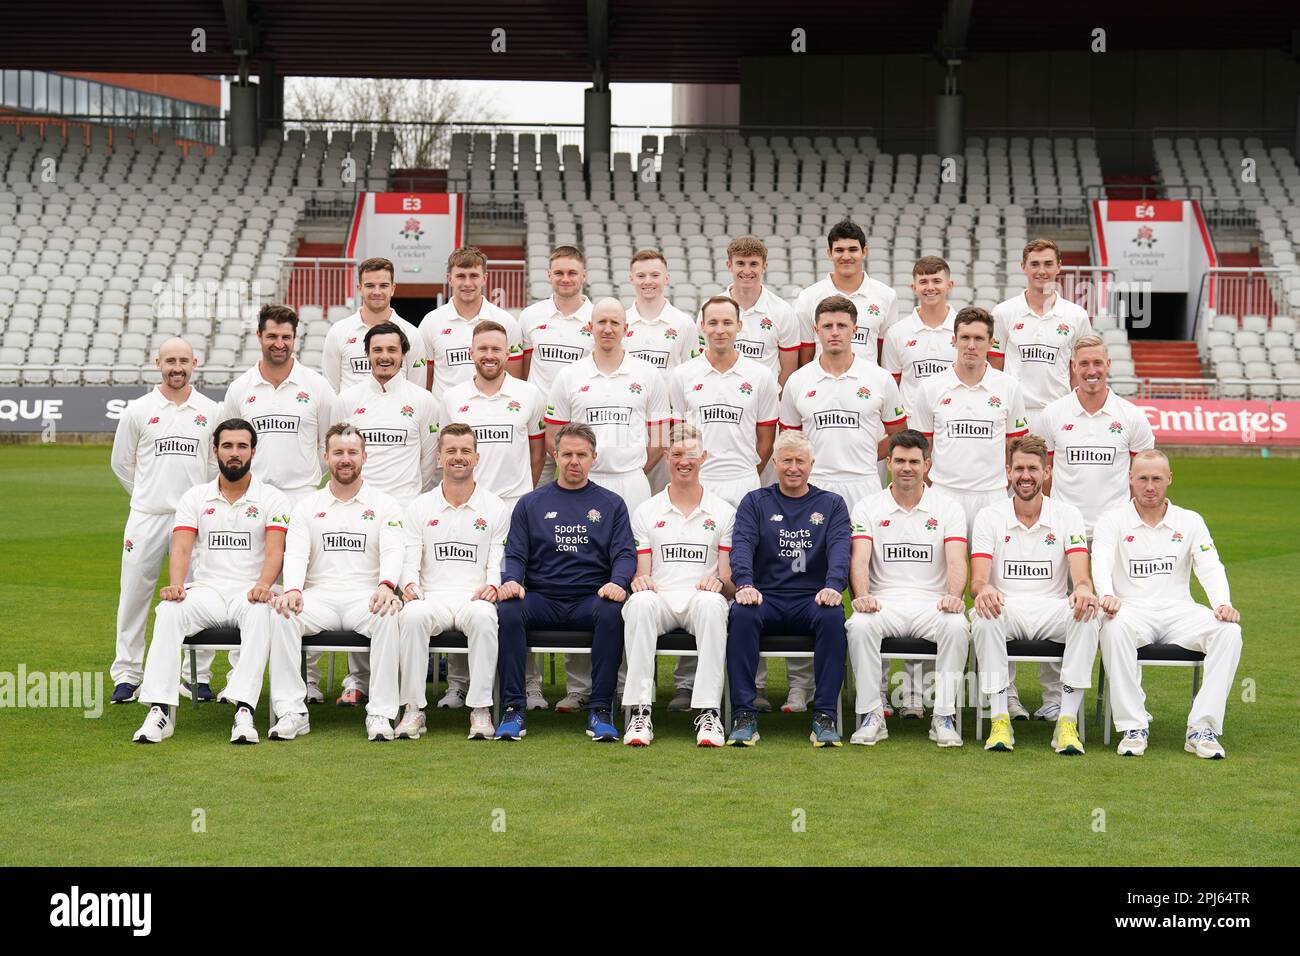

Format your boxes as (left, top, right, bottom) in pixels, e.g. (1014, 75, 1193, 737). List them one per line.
(1, 1, 1297, 84)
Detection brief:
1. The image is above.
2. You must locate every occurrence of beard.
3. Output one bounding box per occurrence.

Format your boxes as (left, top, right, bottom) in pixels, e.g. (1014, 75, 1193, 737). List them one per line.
(219, 459, 252, 481)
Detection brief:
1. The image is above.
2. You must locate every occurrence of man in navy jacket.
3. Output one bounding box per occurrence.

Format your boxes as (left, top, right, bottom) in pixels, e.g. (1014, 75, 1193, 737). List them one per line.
(495, 422, 637, 741)
(727, 430, 851, 747)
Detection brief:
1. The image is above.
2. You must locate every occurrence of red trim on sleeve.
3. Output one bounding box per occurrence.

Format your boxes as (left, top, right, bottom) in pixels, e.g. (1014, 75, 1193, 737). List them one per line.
(646, 418, 674, 426)
(944, 536, 967, 543)
(173, 525, 199, 534)
(970, 552, 993, 559)
(779, 421, 802, 431)
(635, 548, 652, 555)
(380, 580, 396, 590)
(800, 341, 815, 349)
(988, 348, 1004, 357)
(883, 415, 906, 425)
(528, 433, 545, 441)
(778, 344, 802, 352)
(1007, 428, 1029, 438)
(1129, 450, 1138, 457)
(718, 545, 731, 552)
(851, 534, 873, 541)
(757, 418, 779, 427)
(1047, 450, 1055, 457)
(522, 347, 534, 355)
(921, 431, 934, 438)
(507, 354, 524, 362)
(542, 417, 569, 426)
(265, 524, 289, 533)
(1065, 547, 1089, 555)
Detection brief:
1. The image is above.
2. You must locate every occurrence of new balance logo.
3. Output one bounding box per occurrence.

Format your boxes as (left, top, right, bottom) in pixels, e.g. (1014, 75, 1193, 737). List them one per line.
(769, 514, 784, 522)
(544, 512, 558, 519)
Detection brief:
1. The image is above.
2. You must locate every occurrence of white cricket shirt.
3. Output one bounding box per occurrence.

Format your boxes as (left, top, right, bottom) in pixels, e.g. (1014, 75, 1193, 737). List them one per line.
(110, 386, 220, 515)
(320, 310, 428, 393)
(440, 374, 546, 500)
(400, 482, 510, 594)
(990, 292, 1092, 411)
(1091, 500, 1231, 609)
(881, 307, 957, 417)
(419, 298, 524, 406)
(851, 486, 968, 598)
(912, 365, 1030, 494)
(222, 359, 335, 494)
(794, 272, 898, 361)
(625, 300, 696, 372)
(971, 495, 1090, 599)
(717, 284, 801, 376)
(631, 488, 736, 613)
(283, 480, 406, 593)
(332, 376, 439, 503)
(520, 295, 595, 396)
(667, 354, 780, 482)
(172, 476, 292, 594)
(545, 353, 672, 475)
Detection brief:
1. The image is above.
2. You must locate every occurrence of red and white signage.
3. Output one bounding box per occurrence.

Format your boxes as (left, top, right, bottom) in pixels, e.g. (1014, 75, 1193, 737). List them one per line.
(1092, 200, 1190, 294)
(1136, 399, 1300, 445)
(346, 192, 464, 283)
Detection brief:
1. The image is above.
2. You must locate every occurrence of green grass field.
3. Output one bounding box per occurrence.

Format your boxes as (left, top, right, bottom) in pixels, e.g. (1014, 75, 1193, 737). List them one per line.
(1, 444, 1297, 866)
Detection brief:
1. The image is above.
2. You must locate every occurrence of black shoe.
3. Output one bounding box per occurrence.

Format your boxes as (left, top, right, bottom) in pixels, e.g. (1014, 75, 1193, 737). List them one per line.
(181, 681, 216, 702)
(111, 682, 139, 704)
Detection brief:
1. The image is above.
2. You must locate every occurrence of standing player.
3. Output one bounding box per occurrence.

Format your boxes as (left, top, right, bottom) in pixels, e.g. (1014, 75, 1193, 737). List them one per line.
(493, 424, 637, 743)
(622, 424, 735, 747)
(794, 219, 898, 367)
(321, 257, 428, 393)
(132, 419, 291, 745)
(624, 250, 697, 372)
(845, 430, 969, 748)
(267, 424, 406, 741)
(420, 245, 524, 409)
(388, 423, 509, 741)
(882, 256, 958, 417)
(719, 236, 801, 388)
(970, 436, 1099, 755)
(440, 320, 548, 710)
(109, 337, 218, 704)
(726, 431, 850, 747)
(1094, 451, 1243, 759)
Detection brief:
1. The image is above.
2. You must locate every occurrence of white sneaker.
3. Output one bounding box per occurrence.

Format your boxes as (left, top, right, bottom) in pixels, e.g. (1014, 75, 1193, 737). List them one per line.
(668, 688, 693, 711)
(1007, 693, 1030, 721)
(305, 682, 325, 705)
(554, 692, 589, 713)
(525, 682, 548, 711)
(1186, 725, 1226, 759)
(269, 712, 310, 741)
(133, 705, 173, 744)
(898, 695, 925, 719)
(781, 686, 810, 713)
(1117, 728, 1148, 756)
(366, 714, 395, 741)
(624, 706, 654, 746)
(395, 707, 426, 739)
(694, 709, 724, 747)
(230, 706, 258, 745)
(851, 709, 889, 745)
(1034, 701, 1061, 721)
(929, 713, 963, 747)
(468, 707, 495, 740)
(437, 687, 466, 709)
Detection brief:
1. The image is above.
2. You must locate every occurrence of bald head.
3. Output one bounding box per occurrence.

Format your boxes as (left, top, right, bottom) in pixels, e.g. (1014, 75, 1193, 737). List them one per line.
(155, 337, 197, 393)
(590, 297, 628, 352)
(1129, 448, 1172, 509)
(1131, 449, 1170, 474)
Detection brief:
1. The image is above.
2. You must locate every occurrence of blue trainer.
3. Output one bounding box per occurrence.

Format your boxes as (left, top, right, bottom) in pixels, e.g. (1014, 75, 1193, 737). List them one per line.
(494, 706, 526, 740)
(181, 681, 216, 702)
(809, 712, 842, 747)
(586, 709, 620, 742)
(727, 711, 760, 746)
(111, 682, 139, 704)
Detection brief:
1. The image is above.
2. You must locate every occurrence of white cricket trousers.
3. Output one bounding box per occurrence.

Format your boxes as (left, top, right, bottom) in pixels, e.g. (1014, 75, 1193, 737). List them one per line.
(113, 508, 213, 685)
(622, 590, 728, 710)
(445, 496, 522, 696)
(970, 596, 1098, 698)
(395, 594, 498, 711)
(1099, 603, 1242, 735)
(269, 588, 399, 720)
(846, 594, 970, 716)
(138, 585, 274, 709)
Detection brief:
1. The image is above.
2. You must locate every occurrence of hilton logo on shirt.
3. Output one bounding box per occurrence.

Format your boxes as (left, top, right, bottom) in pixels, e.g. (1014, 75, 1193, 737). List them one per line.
(434, 541, 479, 562)
(699, 403, 743, 424)
(1065, 446, 1117, 466)
(587, 406, 633, 426)
(349, 357, 372, 373)
(883, 543, 933, 563)
(851, 326, 872, 346)
(472, 424, 514, 444)
(631, 349, 669, 368)
(250, 414, 301, 435)
(323, 532, 366, 552)
(359, 428, 408, 446)
(813, 409, 860, 430)
(947, 420, 994, 439)
(1018, 344, 1059, 364)
(661, 543, 708, 564)
(208, 531, 251, 551)
(445, 347, 472, 366)
(734, 339, 765, 360)
(1129, 556, 1176, 577)
(537, 344, 585, 363)
(913, 359, 952, 377)
(154, 436, 201, 457)
(1003, 560, 1052, 579)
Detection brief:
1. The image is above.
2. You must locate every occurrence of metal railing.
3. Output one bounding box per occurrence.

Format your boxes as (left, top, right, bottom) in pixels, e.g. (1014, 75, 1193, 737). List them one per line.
(1057, 266, 1121, 317)
(279, 257, 357, 312)
(1193, 267, 1285, 333)
(483, 261, 526, 310)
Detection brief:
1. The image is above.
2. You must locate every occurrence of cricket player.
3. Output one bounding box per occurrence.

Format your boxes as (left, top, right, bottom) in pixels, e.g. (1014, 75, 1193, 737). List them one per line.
(388, 423, 509, 741)
(321, 257, 428, 392)
(845, 430, 969, 748)
(882, 256, 957, 417)
(794, 219, 898, 367)
(622, 424, 735, 747)
(494, 423, 637, 742)
(268, 424, 406, 741)
(519, 246, 595, 484)
(624, 250, 697, 372)
(420, 245, 524, 409)
(726, 431, 851, 748)
(132, 419, 291, 745)
(970, 435, 1099, 755)
(109, 337, 218, 704)
(1094, 450, 1243, 759)
(718, 236, 801, 388)
(440, 319, 548, 710)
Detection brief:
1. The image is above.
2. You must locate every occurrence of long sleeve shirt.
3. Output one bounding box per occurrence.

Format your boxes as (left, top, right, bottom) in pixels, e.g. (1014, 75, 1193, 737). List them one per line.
(502, 481, 636, 596)
(331, 375, 439, 503)
(729, 484, 851, 596)
(1091, 499, 1231, 609)
(221, 359, 335, 495)
(110, 386, 219, 514)
(282, 481, 405, 593)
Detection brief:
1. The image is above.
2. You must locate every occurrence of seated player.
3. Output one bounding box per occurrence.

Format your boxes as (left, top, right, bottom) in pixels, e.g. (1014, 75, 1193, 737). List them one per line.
(133, 419, 290, 745)
(969, 435, 1099, 755)
(845, 430, 969, 748)
(1094, 450, 1243, 758)
(622, 424, 735, 747)
(725, 431, 850, 748)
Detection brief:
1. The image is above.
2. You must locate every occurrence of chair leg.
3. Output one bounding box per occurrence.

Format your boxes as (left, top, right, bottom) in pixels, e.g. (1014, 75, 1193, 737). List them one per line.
(1102, 669, 1112, 746)
(548, 653, 555, 685)
(189, 649, 199, 711)
(723, 674, 731, 730)
(956, 660, 963, 739)
(973, 659, 982, 741)
(1078, 684, 1085, 744)
(1192, 663, 1202, 701)
(327, 652, 335, 693)
(1094, 658, 1106, 732)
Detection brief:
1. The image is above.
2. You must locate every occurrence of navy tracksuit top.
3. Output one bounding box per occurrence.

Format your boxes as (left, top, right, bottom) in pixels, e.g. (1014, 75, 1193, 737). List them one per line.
(502, 480, 637, 595)
(729, 484, 851, 595)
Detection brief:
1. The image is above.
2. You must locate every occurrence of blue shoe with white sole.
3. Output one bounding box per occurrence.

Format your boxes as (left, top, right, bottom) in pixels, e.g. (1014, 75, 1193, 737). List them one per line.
(586, 709, 620, 742)
(494, 706, 526, 740)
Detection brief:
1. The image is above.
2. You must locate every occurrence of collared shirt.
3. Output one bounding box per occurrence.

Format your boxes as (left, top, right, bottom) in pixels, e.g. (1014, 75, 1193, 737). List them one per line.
(545, 352, 672, 475)
(713, 283, 801, 375)
(625, 300, 697, 371)
(320, 310, 428, 393)
(419, 298, 524, 407)
(631, 487, 735, 605)
(520, 295, 595, 396)
(667, 353, 780, 482)
(172, 476, 292, 594)
(110, 386, 220, 514)
(222, 359, 335, 494)
(794, 272, 899, 361)
(970, 495, 1090, 599)
(1091, 500, 1231, 609)
(1039, 387, 1156, 534)
(778, 355, 906, 486)
(441, 373, 546, 500)
(283, 480, 405, 593)
(331, 375, 439, 504)
(400, 483, 510, 594)
(881, 307, 957, 416)
(990, 292, 1092, 411)
(851, 486, 967, 599)
(912, 365, 1030, 493)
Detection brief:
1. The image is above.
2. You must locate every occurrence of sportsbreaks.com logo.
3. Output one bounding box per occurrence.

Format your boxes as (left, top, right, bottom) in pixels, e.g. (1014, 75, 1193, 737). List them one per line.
(50, 885, 151, 935)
